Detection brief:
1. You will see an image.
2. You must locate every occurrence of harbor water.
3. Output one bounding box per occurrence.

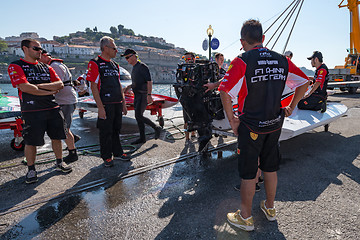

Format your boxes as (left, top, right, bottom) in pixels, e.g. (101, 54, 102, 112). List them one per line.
(0, 83, 177, 98)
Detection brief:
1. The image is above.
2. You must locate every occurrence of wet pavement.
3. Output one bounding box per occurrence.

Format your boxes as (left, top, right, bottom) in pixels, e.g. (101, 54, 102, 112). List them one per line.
(0, 91, 360, 240)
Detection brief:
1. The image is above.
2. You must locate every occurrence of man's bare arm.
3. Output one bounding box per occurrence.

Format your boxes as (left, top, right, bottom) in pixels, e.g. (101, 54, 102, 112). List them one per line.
(18, 82, 58, 96)
(220, 90, 240, 136)
(285, 81, 310, 117)
(36, 81, 64, 91)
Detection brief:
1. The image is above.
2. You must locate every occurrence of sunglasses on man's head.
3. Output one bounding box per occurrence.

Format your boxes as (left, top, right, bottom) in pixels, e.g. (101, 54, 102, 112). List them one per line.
(32, 46, 43, 51)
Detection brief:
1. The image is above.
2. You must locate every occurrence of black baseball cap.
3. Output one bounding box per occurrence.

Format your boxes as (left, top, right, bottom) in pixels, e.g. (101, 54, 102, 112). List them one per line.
(307, 51, 323, 61)
(121, 49, 137, 57)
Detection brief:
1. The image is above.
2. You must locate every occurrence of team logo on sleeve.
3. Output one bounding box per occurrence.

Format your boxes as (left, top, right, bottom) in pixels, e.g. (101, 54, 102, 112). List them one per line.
(228, 64, 233, 71)
(250, 132, 258, 141)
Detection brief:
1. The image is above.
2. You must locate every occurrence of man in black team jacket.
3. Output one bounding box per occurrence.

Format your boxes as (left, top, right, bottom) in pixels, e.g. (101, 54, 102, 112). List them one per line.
(298, 51, 329, 112)
(122, 49, 161, 144)
(8, 38, 72, 184)
(220, 20, 309, 231)
(87, 36, 130, 167)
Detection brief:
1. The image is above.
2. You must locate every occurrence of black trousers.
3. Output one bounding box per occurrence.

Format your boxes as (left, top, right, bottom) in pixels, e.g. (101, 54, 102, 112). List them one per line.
(298, 94, 326, 111)
(134, 93, 156, 139)
(97, 103, 124, 160)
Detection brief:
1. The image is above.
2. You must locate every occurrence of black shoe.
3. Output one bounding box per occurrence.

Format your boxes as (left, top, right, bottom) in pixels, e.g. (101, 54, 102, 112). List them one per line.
(73, 134, 81, 143)
(103, 158, 114, 167)
(154, 127, 161, 140)
(63, 153, 78, 164)
(131, 138, 146, 144)
(258, 176, 264, 184)
(113, 153, 131, 161)
(255, 183, 261, 192)
(25, 170, 38, 184)
(56, 161, 72, 173)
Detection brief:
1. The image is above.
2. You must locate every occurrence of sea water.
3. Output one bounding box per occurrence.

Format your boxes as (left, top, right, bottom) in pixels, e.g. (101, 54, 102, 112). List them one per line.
(0, 83, 177, 98)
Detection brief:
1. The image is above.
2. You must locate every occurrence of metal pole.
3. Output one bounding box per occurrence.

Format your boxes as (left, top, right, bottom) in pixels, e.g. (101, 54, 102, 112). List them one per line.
(209, 35, 212, 61)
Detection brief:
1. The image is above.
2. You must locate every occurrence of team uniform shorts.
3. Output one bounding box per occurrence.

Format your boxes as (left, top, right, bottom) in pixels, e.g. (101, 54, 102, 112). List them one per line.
(22, 108, 67, 146)
(60, 103, 76, 129)
(237, 122, 281, 179)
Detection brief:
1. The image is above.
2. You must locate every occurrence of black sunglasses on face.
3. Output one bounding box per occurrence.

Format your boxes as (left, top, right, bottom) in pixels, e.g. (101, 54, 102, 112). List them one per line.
(106, 46, 117, 51)
(125, 54, 133, 60)
(31, 46, 43, 51)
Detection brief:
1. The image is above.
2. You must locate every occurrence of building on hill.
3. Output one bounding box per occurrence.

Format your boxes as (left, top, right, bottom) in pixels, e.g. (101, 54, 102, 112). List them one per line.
(53, 43, 100, 57)
(119, 35, 147, 43)
(7, 41, 100, 58)
(5, 32, 41, 42)
(20, 32, 39, 39)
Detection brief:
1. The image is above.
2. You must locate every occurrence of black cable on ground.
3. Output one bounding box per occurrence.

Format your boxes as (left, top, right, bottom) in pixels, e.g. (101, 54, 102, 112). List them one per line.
(0, 116, 186, 170)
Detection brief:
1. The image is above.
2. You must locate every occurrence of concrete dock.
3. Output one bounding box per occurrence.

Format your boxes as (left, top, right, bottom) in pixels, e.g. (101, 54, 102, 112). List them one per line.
(0, 91, 359, 239)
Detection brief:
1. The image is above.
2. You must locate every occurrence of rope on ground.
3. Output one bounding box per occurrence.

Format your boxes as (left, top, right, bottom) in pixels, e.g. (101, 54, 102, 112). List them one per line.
(0, 115, 186, 170)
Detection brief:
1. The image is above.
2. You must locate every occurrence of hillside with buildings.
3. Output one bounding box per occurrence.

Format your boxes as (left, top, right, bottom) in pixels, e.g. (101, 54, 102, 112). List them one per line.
(0, 28, 187, 83)
(0, 28, 315, 84)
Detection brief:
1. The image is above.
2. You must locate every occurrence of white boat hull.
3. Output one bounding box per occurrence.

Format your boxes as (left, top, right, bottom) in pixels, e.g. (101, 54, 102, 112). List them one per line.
(212, 102, 347, 141)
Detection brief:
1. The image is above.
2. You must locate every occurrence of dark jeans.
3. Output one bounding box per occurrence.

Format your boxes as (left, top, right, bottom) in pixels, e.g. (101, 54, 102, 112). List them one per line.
(134, 93, 157, 139)
(298, 94, 326, 111)
(96, 103, 124, 160)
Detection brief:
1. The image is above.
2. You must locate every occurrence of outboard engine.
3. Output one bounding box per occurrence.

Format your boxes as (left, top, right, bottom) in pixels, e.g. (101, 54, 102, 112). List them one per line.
(173, 60, 224, 152)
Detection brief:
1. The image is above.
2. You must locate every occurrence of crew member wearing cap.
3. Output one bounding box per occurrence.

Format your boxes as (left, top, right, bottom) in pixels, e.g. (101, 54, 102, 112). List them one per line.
(298, 51, 328, 113)
(122, 49, 161, 144)
(8, 39, 71, 184)
(86, 36, 130, 167)
(39, 50, 80, 164)
(284, 50, 293, 59)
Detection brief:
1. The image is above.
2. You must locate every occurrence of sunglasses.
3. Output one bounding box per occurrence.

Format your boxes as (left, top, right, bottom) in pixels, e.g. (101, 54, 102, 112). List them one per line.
(31, 46, 43, 51)
(125, 54, 134, 60)
(106, 46, 117, 51)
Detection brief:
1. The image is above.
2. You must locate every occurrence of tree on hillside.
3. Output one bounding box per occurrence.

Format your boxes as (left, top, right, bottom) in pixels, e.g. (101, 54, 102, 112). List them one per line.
(110, 26, 118, 35)
(85, 27, 93, 34)
(0, 40, 8, 52)
(123, 29, 135, 36)
(93, 26, 98, 32)
(118, 24, 124, 35)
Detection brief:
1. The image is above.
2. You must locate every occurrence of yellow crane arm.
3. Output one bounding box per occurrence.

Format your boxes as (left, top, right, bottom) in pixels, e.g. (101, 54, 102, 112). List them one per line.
(339, 0, 360, 54)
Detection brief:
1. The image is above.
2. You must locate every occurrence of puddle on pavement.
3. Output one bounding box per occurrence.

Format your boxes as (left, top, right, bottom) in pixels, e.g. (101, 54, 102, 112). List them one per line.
(1, 149, 236, 238)
(211, 150, 235, 159)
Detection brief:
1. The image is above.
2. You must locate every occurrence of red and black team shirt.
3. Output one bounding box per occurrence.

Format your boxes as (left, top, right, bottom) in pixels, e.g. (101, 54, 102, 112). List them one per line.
(313, 63, 329, 97)
(86, 56, 123, 104)
(8, 59, 61, 112)
(219, 46, 309, 134)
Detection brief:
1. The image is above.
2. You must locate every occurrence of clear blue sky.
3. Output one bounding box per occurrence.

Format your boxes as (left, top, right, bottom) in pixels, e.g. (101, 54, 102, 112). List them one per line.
(0, 0, 352, 69)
